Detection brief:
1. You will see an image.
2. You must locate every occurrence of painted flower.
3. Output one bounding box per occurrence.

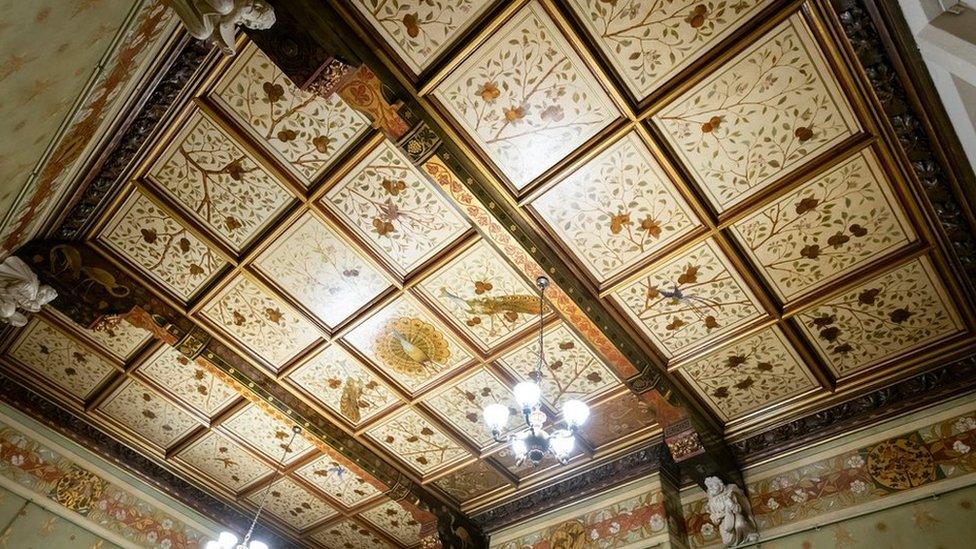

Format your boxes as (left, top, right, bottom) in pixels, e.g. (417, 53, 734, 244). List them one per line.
(503, 105, 526, 123)
(791, 489, 808, 503)
(608, 521, 620, 534)
(146, 532, 158, 543)
(477, 82, 500, 102)
(954, 440, 971, 454)
(766, 497, 779, 510)
(161, 519, 173, 530)
(9, 454, 23, 466)
(956, 416, 976, 432)
(846, 455, 865, 469)
(649, 513, 664, 530)
(700, 522, 715, 537)
(850, 480, 869, 494)
(590, 528, 599, 540)
(160, 539, 172, 549)
(540, 104, 565, 122)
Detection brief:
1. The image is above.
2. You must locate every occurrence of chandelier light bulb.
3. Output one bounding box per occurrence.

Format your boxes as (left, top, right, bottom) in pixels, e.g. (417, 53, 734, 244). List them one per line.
(562, 399, 590, 428)
(513, 381, 542, 411)
(550, 432, 575, 459)
(248, 541, 269, 549)
(511, 433, 528, 459)
(483, 403, 510, 432)
(216, 532, 238, 548)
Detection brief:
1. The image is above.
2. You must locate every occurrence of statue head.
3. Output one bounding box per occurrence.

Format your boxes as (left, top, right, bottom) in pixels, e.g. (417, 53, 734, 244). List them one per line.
(704, 476, 725, 496)
(239, 0, 275, 30)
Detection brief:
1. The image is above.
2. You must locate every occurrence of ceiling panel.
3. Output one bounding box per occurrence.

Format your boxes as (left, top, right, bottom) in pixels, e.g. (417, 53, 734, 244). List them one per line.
(358, 499, 423, 547)
(46, 309, 152, 362)
(364, 407, 472, 477)
(309, 518, 394, 549)
(421, 366, 518, 448)
(134, 346, 239, 418)
(174, 431, 273, 493)
(293, 454, 383, 509)
(96, 379, 202, 449)
(432, 459, 512, 504)
(244, 478, 339, 531)
(219, 404, 316, 465)
(580, 391, 657, 447)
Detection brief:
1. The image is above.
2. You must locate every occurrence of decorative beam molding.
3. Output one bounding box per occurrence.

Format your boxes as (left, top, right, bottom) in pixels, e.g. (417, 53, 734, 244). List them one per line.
(165, 0, 275, 55)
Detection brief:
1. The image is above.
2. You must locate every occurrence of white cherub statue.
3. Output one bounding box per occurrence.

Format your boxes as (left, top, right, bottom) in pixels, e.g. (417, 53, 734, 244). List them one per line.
(165, 0, 276, 55)
(704, 476, 760, 546)
(0, 256, 57, 327)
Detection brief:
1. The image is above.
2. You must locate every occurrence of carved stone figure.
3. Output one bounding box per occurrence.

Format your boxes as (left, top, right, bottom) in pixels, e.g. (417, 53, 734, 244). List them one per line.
(704, 476, 759, 546)
(165, 0, 275, 55)
(0, 256, 57, 327)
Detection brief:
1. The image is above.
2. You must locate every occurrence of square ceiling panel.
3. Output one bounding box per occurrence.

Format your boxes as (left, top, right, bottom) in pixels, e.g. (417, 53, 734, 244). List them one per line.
(364, 407, 471, 476)
(321, 140, 470, 276)
(98, 189, 226, 301)
(729, 148, 915, 302)
(432, 459, 511, 503)
(219, 404, 316, 465)
(433, 1, 620, 191)
(531, 131, 702, 283)
(293, 454, 383, 509)
(359, 499, 423, 547)
(581, 391, 657, 448)
(200, 275, 321, 371)
(351, 0, 495, 74)
(47, 309, 151, 362)
(310, 519, 393, 549)
(653, 13, 860, 213)
(610, 238, 765, 358)
(678, 326, 817, 421)
(422, 367, 517, 448)
(253, 213, 391, 330)
(343, 295, 474, 394)
(174, 431, 272, 493)
(97, 379, 201, 449)
(134, 346, 238, 418)
(416, 239, 541, 351)
(796, 257, 963, 377)
(496, 322, 619, 408)
(244, 478, 338, 531)
(286, 344, 401, 427)
(147, 110, 294, 252)
(211, 44, 369, 187)
(6, 318, 116, 402)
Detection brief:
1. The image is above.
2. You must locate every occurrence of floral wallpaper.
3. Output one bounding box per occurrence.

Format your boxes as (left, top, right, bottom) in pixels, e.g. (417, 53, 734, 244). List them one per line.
(174, 431, 271, 493)
(434, 1, 620, 190)
(0, 495, 124, 549)
(97, 379, 201, 449)
(365, 408, 470, 476)
(532, 131, 701, 283)
(653, 14, 859, 212)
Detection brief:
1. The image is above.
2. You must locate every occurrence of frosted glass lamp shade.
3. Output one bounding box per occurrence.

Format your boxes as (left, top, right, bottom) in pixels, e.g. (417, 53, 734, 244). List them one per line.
(513, 381, 542, 410)
(483, 403, 510, 432)
(249, 541, 269, 549)
(217, 532, 238, 548)
(511, 433, 528, 459)
(550, 433, 575, 458)
(562, 399, 590, 428)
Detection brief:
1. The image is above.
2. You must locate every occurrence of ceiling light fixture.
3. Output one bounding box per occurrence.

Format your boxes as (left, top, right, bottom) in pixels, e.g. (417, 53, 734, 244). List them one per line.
(483, 276, 589, 467)
(206, 425, 302, 549)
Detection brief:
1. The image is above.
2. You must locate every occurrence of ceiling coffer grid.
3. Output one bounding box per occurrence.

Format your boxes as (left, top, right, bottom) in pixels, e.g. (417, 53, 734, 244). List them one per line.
(2, 0, 974, 546)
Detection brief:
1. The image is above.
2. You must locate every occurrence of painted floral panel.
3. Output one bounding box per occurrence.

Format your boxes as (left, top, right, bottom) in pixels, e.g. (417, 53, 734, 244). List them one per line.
(175, 431, 271, 492)
(254, 213, 390, 329)
(417, 240, 540, 350)
(432, 460, 510, 502)
(567, 0, 773, 99)
(343, 295, 473, 393)
(98, 380, 201, 448)
(730, 149, 914, 301)
(244, 478, 337, 530)
(582, 392, 657, 447)
(365, 408, 470, 475)
(610, 239, 764, 357)
(200, 276, 321, 370)
(99, 190, 225, 301)
(219, 405, 315, 464)
(533, 131, 700, 281)
(322, 140, 469, 275)
(311, 519, 393, 549)
(287, 344, 400, 425)
(497, 322, 619, 408)
(679, 326, 816, 420)
(653, 14, 859, 212)
(8, 318, 115, 400)
(294, 455, 382, 508)
(135, 346, 238, 417)
(148, 111, 293, 251)
(424, 368, 517, 447)
(796, 257, 962, 376)
(212, 44, 368, 185)
(360, 499, 423, 546)
(434, 1, 620, 189)
(48, 309, 151, 361)
(352, 0, 494, 73)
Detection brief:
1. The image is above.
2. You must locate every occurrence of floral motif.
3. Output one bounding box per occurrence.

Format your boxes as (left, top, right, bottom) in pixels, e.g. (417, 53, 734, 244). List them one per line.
(867, 436, 936, 490)
(425, 368, 517, 447)
(254, 213, 390, 328)
(97, 380, 200, 448)
(533, 132, 700, 282)
(497, 323, 619, 408)
(365, 408, 470, 475)
(730, 149, 913, 301)
(567, 0, 773, 98)
(611, 239, 764, 357)
(679, 327, 815, 420)
(419, 240, 541, 350)
(244, 478, 337, 529)
(360, 499, 423, 546)
(135, 347, 238, 417)
(46, 309, 150, 361)
(8, 318, 115, 401)
(434, 2, 620, 189)
(148, 111, 293, 251)
(433, 460, 510, 502)
(175, 431, 271, 491)
(294, 455, 382, 508)
(99, 191, 224, 300)
(353, 0, 494, 73)
(286, 344, 399, 425)
(213, 44, 368, 185)
(323, 141, 469, 274)
(311, 519, 392, 549)
(582, 392, 657, 447)
(219, 405, 314, 464)
(796, 257, 961, 375)
(654, 15, 859, 211)
(201, 276, 321, 370)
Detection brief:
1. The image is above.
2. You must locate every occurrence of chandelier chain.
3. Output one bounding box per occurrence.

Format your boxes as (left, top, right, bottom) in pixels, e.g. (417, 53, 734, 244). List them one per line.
(242, 425, 300, 545)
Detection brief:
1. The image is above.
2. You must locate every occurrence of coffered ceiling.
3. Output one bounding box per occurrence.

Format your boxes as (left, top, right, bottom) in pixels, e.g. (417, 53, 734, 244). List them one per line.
(1, 0, 975, 547)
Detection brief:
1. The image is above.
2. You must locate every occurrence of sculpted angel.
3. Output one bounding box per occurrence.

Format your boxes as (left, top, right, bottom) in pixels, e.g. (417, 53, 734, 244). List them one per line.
(165, 0, 275, 55)
(705, 476, 760, 546)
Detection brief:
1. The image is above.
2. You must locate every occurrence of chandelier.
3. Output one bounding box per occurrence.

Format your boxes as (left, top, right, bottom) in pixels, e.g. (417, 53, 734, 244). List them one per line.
(206, 425, 302, 549)
(482, 276, 590, 466)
